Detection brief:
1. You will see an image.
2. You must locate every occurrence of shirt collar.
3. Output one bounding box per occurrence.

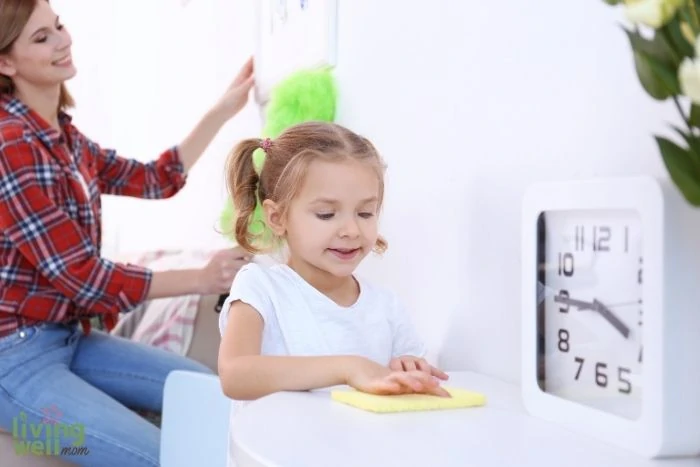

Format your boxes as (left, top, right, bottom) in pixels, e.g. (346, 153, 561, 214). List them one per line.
(0, 93, 73, 147)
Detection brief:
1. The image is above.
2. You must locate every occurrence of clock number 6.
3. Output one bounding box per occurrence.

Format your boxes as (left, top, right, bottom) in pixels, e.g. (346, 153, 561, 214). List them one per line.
(595, 362, 608, 387)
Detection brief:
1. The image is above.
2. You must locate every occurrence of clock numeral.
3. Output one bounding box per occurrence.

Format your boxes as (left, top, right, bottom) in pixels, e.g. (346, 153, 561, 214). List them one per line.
(574, 226, 584, 251)
(557, 290, 570, 313)
(574, 356, 584, 380)
(593, 226, 611, 252)
(595, 362, 608, 387)
(557, 329, 570, 352)
(573, 360, 634, 394)
(618, 367, 632, 394)
(624, 226, 629, 253)
(574, 225, 612, 251)
(557, 252, 574, 277)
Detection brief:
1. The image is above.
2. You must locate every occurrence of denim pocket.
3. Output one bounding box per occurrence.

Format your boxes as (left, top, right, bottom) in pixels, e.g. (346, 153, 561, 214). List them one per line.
(0, 326, 39, 354)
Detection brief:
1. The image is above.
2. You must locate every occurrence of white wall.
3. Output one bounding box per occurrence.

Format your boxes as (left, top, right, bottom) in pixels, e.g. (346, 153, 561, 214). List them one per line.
(52, 0, 681, 384)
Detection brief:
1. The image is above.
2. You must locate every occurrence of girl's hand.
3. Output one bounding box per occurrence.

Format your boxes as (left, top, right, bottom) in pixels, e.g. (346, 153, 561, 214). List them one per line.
(213, 57, 255, 120)
(346, 357, 451, 398)
(389, 355, 449, 381)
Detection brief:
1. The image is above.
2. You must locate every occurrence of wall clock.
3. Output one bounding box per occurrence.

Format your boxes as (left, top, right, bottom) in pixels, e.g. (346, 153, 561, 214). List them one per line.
(521, 175, 700, 458)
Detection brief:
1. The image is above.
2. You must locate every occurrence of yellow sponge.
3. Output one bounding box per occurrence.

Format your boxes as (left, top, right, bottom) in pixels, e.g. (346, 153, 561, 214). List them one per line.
(330, 387, 487, 413)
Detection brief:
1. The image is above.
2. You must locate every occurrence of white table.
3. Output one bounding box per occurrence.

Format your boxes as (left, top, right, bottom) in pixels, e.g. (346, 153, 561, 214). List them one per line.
(232, 371, 700, 467)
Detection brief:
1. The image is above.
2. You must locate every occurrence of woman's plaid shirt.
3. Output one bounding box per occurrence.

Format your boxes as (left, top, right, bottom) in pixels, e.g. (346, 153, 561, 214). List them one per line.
(0, 95, 187, 337)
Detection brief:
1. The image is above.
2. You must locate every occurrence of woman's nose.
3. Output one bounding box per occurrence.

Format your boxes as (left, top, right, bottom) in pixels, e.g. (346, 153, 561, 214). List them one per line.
(57, 29, 72, 51)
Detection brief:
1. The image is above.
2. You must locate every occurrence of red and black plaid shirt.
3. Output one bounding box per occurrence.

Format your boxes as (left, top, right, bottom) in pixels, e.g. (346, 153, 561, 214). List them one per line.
(0, 94, 187, 338)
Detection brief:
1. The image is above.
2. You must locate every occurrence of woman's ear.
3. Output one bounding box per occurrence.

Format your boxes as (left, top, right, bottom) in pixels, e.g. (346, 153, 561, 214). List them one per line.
(0, 56, 16, 77)
(262, 200, 285, 236)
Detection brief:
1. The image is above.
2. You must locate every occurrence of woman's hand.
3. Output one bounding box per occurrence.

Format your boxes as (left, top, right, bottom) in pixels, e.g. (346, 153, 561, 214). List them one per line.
(389, 355, 449, 381)
(213, 57, 255, 120)
(345, 357, 451, 397)
(177, 57, 255, 173)
(197, 247, 252, 295)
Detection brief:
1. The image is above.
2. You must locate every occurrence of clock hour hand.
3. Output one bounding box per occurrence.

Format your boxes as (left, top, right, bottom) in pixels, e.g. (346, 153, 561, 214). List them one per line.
(553, 295, 630, 339)
(553, 295, 596, 311)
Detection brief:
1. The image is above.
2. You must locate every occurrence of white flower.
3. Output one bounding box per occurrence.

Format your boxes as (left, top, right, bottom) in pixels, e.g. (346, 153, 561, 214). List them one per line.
(679, 57, 700, 104)
(624, 0, 686, 29)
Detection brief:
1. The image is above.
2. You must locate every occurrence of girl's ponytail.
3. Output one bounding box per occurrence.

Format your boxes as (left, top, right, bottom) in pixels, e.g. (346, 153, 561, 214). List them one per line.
(225, 138, 264, 253)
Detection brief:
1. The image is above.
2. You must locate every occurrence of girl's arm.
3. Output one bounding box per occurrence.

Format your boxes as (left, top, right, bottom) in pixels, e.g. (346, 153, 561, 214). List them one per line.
(218, 301, 449, 400)
(218, 301, 358, 400)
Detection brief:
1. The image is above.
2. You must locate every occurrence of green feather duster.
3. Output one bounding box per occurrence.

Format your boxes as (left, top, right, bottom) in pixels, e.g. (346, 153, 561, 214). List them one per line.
(219, 67, 338, 244)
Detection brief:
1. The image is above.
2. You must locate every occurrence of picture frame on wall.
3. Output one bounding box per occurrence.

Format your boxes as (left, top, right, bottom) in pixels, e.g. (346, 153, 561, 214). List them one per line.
(254, 0, 338, 105)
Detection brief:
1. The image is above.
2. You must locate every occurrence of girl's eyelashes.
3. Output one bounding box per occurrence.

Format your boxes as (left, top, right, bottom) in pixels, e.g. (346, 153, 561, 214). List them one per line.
(315, 212, 375, 220)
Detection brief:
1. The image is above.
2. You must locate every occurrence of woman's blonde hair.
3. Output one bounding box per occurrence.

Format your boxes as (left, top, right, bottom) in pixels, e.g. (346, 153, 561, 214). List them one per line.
(0, 0, 74, 109)
(226, 121, 388, 255)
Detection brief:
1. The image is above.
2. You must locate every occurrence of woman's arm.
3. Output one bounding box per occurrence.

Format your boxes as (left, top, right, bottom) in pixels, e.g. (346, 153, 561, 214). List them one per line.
(177, 106, 229, 173)
(178, 58, 254, 171)
(148, 247, 251, 299)
(90, 58, 254, 197)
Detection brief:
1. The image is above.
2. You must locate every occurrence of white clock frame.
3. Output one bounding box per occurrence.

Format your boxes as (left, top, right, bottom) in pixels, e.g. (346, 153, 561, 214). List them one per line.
(521, 175, 700, 458)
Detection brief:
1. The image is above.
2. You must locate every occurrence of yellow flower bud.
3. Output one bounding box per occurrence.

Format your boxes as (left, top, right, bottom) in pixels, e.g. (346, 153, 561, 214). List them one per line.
(681, 21, 696, 46)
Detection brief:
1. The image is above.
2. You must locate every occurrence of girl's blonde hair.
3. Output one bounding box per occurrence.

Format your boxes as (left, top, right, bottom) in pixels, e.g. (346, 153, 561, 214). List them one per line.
(226, 121, 388, 254)
(0, 0, 74, 110)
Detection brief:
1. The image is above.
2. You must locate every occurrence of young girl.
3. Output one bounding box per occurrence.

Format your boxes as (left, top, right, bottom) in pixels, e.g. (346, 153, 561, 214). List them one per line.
(218, 121, 448, 411)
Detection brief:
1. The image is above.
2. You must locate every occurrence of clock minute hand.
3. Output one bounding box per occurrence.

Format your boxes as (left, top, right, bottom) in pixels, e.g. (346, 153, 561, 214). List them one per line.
(552, 295, 630, 339)
(592, 299, 630, 339)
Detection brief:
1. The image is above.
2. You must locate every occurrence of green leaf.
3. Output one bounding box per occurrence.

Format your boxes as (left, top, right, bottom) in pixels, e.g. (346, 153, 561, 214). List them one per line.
(631, 50, 680, 99)
(657, 136, 700, 205)
(602, 0, 622, 4)
(625, 28, 678, 66)
(671, 125, 700, 167)
(646, 53, 682, 94)
(625, 28, 683, 99)
(690, 105, 700, 127)
(663, 17, 695, 59)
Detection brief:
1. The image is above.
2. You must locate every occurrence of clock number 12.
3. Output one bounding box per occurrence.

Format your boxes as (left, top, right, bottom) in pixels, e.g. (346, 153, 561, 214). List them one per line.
(574, 225, 611, 252)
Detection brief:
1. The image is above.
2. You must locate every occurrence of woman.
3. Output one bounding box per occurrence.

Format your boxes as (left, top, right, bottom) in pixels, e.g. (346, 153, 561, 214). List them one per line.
(0, 0, 253, 466)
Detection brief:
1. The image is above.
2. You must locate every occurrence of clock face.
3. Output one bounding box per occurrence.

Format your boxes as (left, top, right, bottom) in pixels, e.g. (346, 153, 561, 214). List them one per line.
(536, 209, 643, 420)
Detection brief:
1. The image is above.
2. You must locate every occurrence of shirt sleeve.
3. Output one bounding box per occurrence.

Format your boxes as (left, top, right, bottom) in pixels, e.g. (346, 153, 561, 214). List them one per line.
(82, 134, 187, 198)
(219, 263, 275, 336)
(0, 125, 152, 315)
(388, 293, 428, 358)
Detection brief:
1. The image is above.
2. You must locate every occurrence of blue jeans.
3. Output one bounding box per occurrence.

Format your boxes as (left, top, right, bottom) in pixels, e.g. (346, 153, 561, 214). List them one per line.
(0, 321, 213, 466)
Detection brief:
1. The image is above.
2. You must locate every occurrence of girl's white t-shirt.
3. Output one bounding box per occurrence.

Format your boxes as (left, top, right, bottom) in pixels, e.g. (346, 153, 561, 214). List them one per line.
(218, 262, 427, 466)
